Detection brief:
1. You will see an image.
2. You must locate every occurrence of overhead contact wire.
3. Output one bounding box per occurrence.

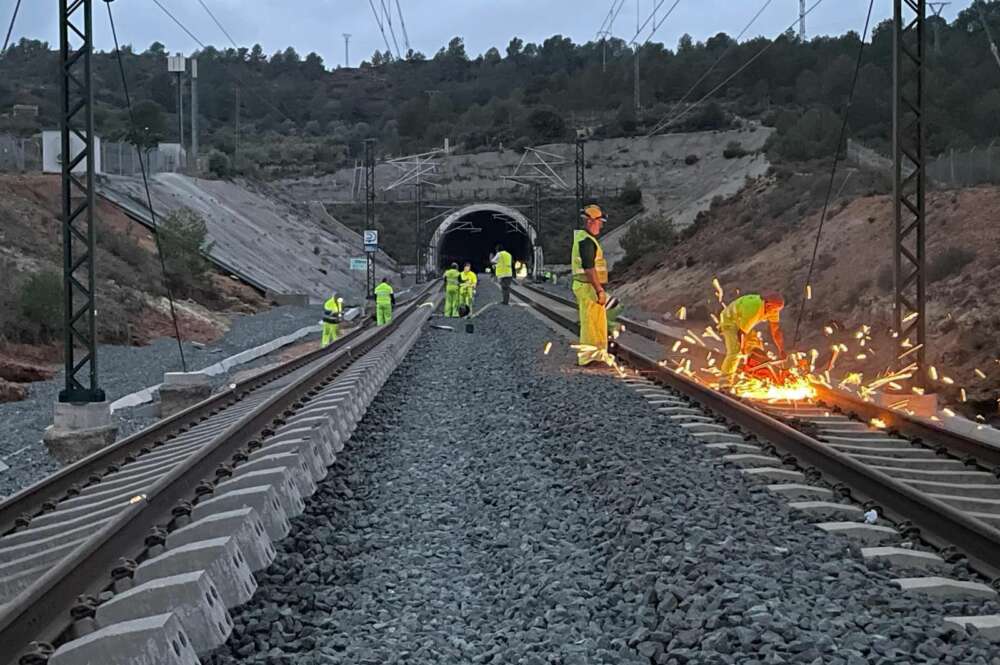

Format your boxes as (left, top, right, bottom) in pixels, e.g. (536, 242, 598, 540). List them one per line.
(107, 2, 188, 372)
(792, 0, 876, 346)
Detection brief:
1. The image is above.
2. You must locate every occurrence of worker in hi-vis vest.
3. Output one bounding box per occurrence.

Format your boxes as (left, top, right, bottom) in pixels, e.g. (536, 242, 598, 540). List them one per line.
(321, 293, 343, 347)
(373, 278, 394, 325)
(492, 244, 513, 305)
(719, 292, 786, 388)
(443, 262, 462, 317)
(571, 205, 610, 366)
(459, 262, 478, 312)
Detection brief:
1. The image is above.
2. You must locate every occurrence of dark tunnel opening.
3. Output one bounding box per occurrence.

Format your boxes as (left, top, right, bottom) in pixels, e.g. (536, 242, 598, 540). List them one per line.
(437, 210, 533, 273)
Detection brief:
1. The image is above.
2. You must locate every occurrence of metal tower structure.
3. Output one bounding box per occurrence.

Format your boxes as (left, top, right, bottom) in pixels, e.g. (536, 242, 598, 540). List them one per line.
(384, 149, 444, 283)
(928, 2, 950, 54)
(58, 0, 103, 403)
(364, 139, 377, 299)
(343, 33, 351, 67)
(799, 0, 807, 41)
(575, 139, 586, 214)
(893, 0, 927, 387)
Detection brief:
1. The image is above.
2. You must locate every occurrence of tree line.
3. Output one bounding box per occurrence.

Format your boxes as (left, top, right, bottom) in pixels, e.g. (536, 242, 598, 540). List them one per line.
(1, 2, 998, 175)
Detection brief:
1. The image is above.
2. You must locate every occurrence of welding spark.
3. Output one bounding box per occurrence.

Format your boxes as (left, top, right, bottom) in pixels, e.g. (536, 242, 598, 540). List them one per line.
(543, 342, 552, 355)
(671, 340, 682, 353)
(903, 312, 919, 323)
(975, 368, 987, 379)
(712, 278, 724, 304)
(870, 418, 887, 429)
(961, 388, 967, 402)
(928, 366, 939, 381)
(677, 306, 687, 321)
(942, 408, 956, 417)
(806, 284, 812, 300)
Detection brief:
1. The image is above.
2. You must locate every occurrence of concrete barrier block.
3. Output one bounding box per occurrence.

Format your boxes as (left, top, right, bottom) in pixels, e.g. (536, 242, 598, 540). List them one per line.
(943, 615, 1000, 641)
(167, 507, 275, 572)
(765, 484, 833, 501)
(50, 613, 198, 665)
(815, 522, 899, 545)
(96, 571, 232, 655)
(236, 453, 317, 500)
(860, 547, 944, 571)
(192, 486, 290, 542)
(254, 437, 327, 482)
(215, 469, 304, 519)
(894, 576, 998, 600)
(134, 536, 256, 608)
(271, 425, 336, 467)
(788, 501, 864, 521)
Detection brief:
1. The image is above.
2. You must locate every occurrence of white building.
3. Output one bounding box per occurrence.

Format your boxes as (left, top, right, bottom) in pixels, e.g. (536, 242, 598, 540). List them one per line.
(41, 130, 103, 175)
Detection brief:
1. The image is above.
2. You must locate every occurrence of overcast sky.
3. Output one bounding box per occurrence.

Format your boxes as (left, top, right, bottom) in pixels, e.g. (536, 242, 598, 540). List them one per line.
(6, 1, 973, 67)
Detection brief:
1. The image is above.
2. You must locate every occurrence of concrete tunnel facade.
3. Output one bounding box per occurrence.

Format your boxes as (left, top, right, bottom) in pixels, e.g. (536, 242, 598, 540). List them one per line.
(426, 203, 542, 276)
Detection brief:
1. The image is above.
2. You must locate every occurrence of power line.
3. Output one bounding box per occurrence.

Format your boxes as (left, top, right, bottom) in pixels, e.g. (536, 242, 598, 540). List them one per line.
(379, 0, 402, 59)
(792, 0, 876, 346)
(628, 0, 682, 46)
(649, 0, 774, 132)
(106, 1, 188, 373)
(648, 0, 827, 136)
(195, 0, 239, 49)
(154, 0, 297, 126)
(2, 0, 23, 53)
(367, 0, 394, 57)
(597, 0, 626, 38)
(395, 0, 411, 52)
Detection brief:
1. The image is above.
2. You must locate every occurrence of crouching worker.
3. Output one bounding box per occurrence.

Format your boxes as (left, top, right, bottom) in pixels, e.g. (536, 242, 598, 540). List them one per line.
(719, 292, 786, 389)
(321, 293, 344, 347)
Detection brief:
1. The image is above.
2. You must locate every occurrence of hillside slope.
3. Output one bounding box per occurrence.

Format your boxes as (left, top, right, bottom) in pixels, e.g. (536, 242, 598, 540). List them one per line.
(615, 176, 1000, 418)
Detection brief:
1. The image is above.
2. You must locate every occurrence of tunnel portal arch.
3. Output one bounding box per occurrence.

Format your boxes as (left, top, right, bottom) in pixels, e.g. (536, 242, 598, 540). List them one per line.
(426, 203, 543, 277)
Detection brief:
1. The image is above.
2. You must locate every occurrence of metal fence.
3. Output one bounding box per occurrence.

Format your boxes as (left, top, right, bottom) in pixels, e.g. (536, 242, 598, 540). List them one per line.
(848, 138, 1000, 188)
(0, 132, 184, 175)
(928, 143, 1000, 187)
(0, 135, 41, 171)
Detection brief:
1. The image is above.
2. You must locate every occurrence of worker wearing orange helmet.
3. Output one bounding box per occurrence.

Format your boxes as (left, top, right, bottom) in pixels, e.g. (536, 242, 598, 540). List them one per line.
(719, 292, 786, 388)
(571, 204, 611, 366)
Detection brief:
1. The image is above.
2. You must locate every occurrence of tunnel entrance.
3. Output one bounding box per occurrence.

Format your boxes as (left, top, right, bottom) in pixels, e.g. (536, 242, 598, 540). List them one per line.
(428, 203, 541, 275)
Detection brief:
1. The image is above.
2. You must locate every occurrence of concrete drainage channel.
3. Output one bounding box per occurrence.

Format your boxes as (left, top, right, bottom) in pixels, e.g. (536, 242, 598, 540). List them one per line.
(618, 378, 1000, 641)
(0, 285, 441, 665)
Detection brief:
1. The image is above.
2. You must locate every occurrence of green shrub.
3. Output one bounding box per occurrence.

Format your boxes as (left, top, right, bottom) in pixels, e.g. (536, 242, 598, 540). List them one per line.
(723, 141, 748, 159)
(619, 177, 642, 205)
(620, 216, 675, 267)
(928, 246, 975, 283)
(207, 150, 232, 178)
(18, 271, 64, 343)
(159, 208, 214, 298)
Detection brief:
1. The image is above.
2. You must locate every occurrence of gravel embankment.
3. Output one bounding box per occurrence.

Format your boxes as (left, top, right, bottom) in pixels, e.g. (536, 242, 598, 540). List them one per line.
(0, 305, 320, 498)
(208, 284, 999, 665)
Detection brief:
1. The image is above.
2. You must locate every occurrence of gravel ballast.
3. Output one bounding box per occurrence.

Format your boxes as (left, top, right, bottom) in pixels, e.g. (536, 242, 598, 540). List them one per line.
(0, 305, 321, 498)
(208, 284, 1000, 665)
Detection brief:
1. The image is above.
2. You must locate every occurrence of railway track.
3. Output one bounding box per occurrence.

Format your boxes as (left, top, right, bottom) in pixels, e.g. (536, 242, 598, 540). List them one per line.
(0, 284, 442, 665)
(512, 282, 1000, 638)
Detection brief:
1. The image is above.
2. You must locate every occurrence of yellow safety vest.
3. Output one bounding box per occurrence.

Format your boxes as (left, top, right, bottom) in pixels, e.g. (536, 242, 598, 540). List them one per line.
(571, 230, 607, 284)
(444, 268, 461, 288)
(373, 282, 393, 305)
(323, 295, 342, 313)
(720, 294, 778, 333)
(495, 251, 513, 278)
(460, 270, 477, 289)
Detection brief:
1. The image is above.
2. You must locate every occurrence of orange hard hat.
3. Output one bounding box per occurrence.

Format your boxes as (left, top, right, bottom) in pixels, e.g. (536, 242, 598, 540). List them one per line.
(581, 204, 606, 222)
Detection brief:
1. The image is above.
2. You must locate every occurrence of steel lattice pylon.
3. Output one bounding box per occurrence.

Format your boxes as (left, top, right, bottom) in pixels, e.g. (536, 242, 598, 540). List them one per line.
(575, 139, 586, 214)
(364, 139, 376, 299)
(893, 0, 927, 387)
(59, 0, 104, 403)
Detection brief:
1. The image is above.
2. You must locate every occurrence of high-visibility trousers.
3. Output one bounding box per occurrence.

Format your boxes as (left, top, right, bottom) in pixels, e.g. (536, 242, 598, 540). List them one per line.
(376, 303, 392, 326)
(321, 322, 339, 347)
(459, 286, 475, 310)
(719, 324, 742, 385)
(444, 286, 461, 317)
(571, 281, 608, 366)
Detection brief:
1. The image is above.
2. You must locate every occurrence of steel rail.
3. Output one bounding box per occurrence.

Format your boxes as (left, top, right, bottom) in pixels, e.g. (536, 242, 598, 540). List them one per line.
(0, 283, 439, 662)
(521, 282, 1000, 470)
(512, 283, 1000, 581)
(0, 291, 425, 538)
